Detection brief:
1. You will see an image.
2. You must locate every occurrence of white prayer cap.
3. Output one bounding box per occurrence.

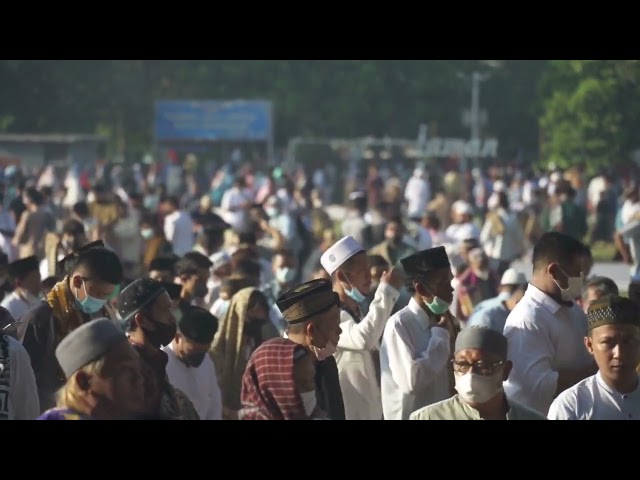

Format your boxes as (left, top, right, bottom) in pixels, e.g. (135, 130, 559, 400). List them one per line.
(414, 168, 426, 178)
(493, 180, 506, 193)
(210, 252, 231, 271)
(455, 201, 473, 216)
(500, 268, 527, 286)
(320, 236, 365, 276)
(550, 171, 562, 183)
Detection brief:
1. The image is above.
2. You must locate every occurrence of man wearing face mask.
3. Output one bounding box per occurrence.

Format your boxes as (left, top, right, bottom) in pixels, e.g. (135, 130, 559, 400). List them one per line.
(119, 278, 199, 420)
(277, 279, 345, 420)
(22, 246, 123, 413)
(163, 306, 222, 420)
(320, 236, 403, 420)
(1, 256, 42, 342)
(263, 250, 297, 336)
(380, 246, 457, 420)
(369, 216, 417, 268)
(410, 326, 547, 420)
(174, 252, 213, 312)
(503, 232, 597, 415)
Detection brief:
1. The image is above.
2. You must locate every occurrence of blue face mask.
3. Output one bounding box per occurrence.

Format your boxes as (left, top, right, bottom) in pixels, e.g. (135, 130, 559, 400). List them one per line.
(74, 280, 107, 315)
(342, 274, 367, 304)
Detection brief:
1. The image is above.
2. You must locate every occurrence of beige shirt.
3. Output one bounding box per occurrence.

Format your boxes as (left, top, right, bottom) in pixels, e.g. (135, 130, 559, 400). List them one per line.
(410, 394, 547, 420)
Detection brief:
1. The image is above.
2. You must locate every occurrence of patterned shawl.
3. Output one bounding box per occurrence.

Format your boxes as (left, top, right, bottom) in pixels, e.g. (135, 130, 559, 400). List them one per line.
(210, 287, 257, 411)
(239, 338, 309, 420)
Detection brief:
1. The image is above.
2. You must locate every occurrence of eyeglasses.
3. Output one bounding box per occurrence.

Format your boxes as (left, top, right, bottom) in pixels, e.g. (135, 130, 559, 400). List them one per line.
(451, 359, 504, 376)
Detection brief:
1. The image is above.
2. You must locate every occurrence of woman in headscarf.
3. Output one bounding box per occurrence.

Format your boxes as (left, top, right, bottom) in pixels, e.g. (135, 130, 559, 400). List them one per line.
(240, 337, 325, 420)
(210, 287, 272, 419)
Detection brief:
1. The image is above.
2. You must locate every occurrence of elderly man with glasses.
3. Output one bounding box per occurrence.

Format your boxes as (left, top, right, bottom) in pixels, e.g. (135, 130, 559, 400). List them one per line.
(410, 326, 547, 420)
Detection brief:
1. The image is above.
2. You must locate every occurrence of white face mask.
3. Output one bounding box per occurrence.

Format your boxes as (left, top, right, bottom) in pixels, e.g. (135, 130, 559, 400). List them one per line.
(554, 266, 583, 302)
(300, 390, 317, 417)
(455, 371, 503, 404)
(309, 341, 337, 361)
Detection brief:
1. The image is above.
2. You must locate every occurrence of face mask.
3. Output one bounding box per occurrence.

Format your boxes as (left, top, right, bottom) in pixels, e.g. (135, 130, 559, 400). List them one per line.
(309, 341, 337, 361)
(141, 228, 154, 240)
(275, 267, 296, 285)
(180, 351, 207, 368)
(300, 390, 317, 417)
(455, 371, 503, 404)
(193, 282, 208, 299)
(74, 280, 107, 314)
(554, 267, 583, 302)
(342, 273, 366, 304)
(423, 285, 451, 315)
(144, 321, 177, 348)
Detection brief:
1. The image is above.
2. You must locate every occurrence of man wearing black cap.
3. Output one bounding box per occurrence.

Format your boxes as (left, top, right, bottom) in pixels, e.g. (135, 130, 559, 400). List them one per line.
(22, 246, 123, 413)
(119, 278, 198, 420)
(380, 246, 457, 420)
(148, 256, 178, 284)
(277, 279, 345, 420)
(163, 306, 221, 420)
(1, 256, 41, 341)
(410, 326, 546, 420)
(548, 295, 640, 420)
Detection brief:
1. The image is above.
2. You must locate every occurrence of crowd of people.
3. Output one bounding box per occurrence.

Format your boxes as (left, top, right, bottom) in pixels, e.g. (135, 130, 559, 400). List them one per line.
(0, 155, 639, 420)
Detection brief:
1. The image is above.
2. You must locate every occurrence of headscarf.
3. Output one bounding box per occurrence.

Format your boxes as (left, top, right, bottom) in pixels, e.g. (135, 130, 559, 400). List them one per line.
(239, 338, 310, 420)
(210, 287, 260, 411)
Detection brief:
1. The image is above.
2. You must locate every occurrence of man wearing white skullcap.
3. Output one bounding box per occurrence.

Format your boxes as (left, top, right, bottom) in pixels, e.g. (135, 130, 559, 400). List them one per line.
(320, 236, 404, 420)
(445, 202, 480, 248)
(404, 168, 431, 220)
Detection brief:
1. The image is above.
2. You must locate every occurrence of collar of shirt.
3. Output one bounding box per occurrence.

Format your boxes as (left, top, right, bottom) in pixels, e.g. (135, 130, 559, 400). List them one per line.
(457, 393, 515, 420)
(407, 297, 432, 330)
(526, 283, 567, 315)
(595, 371, 640, 400)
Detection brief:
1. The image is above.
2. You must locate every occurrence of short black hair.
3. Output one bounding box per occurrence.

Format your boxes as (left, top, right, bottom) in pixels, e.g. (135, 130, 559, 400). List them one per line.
(175, 253, 212, 277)
(161, 195, 180, 209)
(234, 259, 261, 279)
(42, 276, 60, 291)
(532, 232, 587, 272)
(24, 187, 43, 206)
(62, 219, 85, 237)
(585, 276, 619, 299)
(71, 247, 123, 285)
(238, 232, 257, 245)
(179, 306, 218, 344)
(183, 252, 213, 270)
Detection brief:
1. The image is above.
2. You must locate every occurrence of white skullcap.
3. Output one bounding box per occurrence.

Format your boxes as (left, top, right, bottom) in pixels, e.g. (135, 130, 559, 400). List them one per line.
(455, 202, 473, 216)
(500, 268, 527, 286)
(320, 236, 365, 276)
(493, 180, 506, 193)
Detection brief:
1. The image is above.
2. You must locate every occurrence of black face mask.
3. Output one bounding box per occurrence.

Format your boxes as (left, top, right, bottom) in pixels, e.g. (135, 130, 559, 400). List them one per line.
(179, 351, 207, 368)
(143, 321, 176, 348)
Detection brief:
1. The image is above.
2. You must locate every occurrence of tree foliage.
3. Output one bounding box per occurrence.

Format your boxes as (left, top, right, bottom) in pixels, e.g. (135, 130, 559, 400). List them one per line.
(539, 60, 640, 173)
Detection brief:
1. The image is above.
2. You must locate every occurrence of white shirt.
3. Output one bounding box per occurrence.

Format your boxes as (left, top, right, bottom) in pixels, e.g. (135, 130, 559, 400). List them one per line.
(480, 209, 525, 262)
(335, 282, 400, 420)
(220, 187, 251, 232)
(445, 222, 480, 247)
(1, 291, 39, 342)
(404, 176, 431, 219)
(162, 342, 222, 420)
(380, 298, 451, 420)
(1, 334, 40, 420)
(164, 210, 195, 257)
(548, 372, 640, 420)
(503, 284, 594, 415)
(39, 253, 64, 280)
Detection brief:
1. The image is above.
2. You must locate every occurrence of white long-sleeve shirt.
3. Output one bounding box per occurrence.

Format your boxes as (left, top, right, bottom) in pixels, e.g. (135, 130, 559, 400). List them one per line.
(380, 298, 451, 420)
(0, 334, 40, 420)
(163, 342, 222, 420)
(334, 282, 399, 420)
(548, 372, 640, 420)
(503, 284, 593, 415)
(164, 210, 195, 257)
(405, 176, 431, 219)
(480, 209, 525, 262)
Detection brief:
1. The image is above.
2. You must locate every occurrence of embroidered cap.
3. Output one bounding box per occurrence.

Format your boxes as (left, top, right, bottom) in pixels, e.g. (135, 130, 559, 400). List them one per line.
(587, 294, 640, 331)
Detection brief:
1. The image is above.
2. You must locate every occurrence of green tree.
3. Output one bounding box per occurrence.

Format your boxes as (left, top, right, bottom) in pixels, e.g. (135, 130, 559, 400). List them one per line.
(539, 60, 640, 174)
